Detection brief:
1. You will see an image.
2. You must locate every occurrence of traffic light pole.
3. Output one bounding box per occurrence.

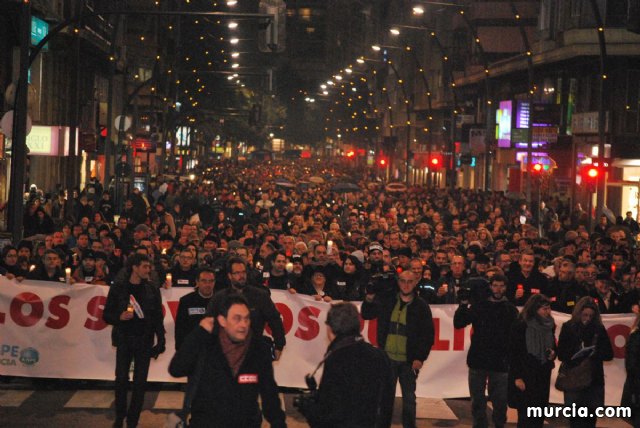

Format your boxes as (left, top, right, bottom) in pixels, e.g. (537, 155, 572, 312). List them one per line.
(7, 2, 31, 244)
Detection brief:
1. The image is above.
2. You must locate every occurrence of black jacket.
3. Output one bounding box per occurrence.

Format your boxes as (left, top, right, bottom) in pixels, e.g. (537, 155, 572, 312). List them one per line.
(454, 298, 518, 372)
(102, 277, 165, 348)
(361, 291, 434, 363)
(174, 291, 212, 350)
(622, 329, 640, 408)
(211, 286, 286, 351)
(557, 321, 613, 387)
(508, 319, 556, 409)
(168, 327, 286, 428)
(303, 335, 394, 428)
(507, 269, 550, 306)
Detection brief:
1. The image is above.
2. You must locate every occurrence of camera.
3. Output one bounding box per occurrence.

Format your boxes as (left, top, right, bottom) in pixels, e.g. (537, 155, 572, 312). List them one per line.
(366, 271, 396, 294)
(292, 374, 318, 413)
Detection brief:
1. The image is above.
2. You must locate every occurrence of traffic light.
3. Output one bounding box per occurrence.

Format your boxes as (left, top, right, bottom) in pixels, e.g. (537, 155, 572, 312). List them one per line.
(429, 155, 442, 170)
(345, 150, 355, 159)
(378, 157, 387, 168)
(532, 163, 543, 173)
(584, 166, 599, 193)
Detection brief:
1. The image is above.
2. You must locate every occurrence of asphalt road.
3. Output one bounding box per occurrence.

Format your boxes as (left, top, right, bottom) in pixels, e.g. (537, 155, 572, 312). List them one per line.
(0, 378, 633, 427)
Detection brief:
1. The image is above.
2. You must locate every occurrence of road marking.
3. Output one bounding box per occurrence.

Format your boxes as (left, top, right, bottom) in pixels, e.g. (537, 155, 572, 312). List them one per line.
(64, 390, 113, 408)
(416, 397, 458, 420)
(154, 391, 184, 409)
(0, 390, 33, 407)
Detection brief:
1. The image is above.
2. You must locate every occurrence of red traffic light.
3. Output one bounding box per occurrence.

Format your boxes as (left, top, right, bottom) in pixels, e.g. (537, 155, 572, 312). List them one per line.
(346, 150, 355, 158)
(430, 157, 440, 166)
(378, 158, 387, 167)
(532, 163, 543, 173)
(587, 167, 598, 178)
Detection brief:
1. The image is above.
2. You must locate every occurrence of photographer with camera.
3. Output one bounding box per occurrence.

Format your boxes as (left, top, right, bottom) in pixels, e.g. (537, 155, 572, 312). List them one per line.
(361, 270, 435, 428)
(453, 274, 518, 428)
(295, 302, 394, 428)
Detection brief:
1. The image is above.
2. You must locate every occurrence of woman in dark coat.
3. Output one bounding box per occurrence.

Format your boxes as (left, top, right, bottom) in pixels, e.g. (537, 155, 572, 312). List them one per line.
(333, 255, 365, 301)
(508, 294, 557, 428)
(557, 296, 614, 428)
(622, 312, 640, 427)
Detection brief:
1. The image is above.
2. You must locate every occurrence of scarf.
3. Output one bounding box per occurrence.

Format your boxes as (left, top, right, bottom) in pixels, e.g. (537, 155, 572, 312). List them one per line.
(525, 315, 555, 364)
(218, 328, 252, 376)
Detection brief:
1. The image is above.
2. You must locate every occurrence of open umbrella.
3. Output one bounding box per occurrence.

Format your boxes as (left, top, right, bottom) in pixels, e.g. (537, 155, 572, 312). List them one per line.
(331, 182, 360, 193)
(274, 177, 295, 188)
(385, 182, 408, 193)
(309, 176, 325, 184)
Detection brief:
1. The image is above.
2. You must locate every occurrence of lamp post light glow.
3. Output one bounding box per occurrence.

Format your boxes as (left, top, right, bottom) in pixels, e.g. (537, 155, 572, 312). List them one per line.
(228, 22, 238, 29)
(232, 63, 240, 68)
(412, 5, 425, 15)
(372, 45, 381, 51)
(390, 28, 400, 35)
(231, 52, 240, 58)
(229, 38, 239, 44)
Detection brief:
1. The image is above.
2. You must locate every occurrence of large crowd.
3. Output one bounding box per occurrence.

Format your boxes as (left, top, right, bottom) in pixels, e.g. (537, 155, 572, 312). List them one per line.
(5, 158, 640, 428)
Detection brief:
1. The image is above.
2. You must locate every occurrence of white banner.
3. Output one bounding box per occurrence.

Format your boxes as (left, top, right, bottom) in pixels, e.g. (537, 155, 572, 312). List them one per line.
(0, 278, 633, 405)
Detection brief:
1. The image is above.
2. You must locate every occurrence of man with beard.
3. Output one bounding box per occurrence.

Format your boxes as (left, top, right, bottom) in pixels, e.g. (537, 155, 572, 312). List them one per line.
(211, 257, 286, 360)
(454, 275, 518, 428)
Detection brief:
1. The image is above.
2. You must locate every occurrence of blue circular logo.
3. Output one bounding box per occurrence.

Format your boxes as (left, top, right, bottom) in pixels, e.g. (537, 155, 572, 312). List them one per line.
(19, 348, 39, 366)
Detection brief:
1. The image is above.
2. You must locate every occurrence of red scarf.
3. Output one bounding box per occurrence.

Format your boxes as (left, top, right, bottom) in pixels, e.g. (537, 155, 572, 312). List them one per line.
(218, 328, 251, 376)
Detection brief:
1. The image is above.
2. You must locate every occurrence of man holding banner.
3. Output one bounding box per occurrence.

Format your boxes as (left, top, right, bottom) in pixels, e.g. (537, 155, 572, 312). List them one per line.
(361, 269, 435, 428)
(103, 254, 166, 428)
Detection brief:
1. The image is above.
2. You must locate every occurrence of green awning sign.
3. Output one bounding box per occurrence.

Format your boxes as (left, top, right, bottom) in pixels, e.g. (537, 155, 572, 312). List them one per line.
(31, 16, 49, 51)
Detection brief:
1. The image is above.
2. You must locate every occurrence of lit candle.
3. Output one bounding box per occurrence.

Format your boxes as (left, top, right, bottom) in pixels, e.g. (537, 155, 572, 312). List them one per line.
(165, 273, 172, 289)
(327, 240, 334, 255)
(65, 267, 71, 282)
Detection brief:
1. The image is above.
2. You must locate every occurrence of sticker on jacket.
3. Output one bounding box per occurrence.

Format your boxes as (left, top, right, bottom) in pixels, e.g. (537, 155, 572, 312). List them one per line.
(238, 374, 259, 384)
(188, 307, 206, 316)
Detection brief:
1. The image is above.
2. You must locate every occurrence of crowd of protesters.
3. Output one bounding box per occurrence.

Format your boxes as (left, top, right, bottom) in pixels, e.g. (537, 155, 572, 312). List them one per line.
(5, 158, 640, 426)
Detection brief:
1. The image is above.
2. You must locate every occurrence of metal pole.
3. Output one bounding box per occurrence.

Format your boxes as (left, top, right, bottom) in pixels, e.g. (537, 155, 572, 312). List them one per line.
(587, 0, 608, 221)
(7, 2, 31, 243)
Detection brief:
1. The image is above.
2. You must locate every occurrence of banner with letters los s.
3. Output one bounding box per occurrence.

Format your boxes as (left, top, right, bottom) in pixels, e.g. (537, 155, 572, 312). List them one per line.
(0, 278, 633, 405)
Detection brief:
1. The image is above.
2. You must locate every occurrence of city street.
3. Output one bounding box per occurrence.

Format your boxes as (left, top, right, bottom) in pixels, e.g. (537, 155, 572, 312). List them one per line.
(0, 379, 633, 427)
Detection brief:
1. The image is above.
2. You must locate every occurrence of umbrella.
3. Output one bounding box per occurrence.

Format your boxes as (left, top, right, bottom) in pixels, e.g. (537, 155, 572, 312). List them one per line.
(274, 177, 295, 188)
(385, 182, 408, 193)
(309, 176, 325, 184)
(331, 182, 360, 193)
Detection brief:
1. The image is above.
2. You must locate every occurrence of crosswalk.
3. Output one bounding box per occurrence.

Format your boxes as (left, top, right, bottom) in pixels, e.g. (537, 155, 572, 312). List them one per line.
(0, 388, 633, 427)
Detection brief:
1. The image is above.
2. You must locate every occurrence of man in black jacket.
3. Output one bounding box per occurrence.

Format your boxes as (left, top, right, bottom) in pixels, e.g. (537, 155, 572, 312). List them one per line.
(174, 267, 216, 350)
(453, 274, 518, 428)
(300, 302, 394, 428)
(211, 257, 286, 360)
(169, 293, 286, 428)
(103, 254, 165, 428)
(361, 270, 435, 428)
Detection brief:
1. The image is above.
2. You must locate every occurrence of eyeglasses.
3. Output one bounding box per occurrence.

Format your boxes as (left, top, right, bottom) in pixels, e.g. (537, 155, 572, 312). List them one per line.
(230, 270, 246, 276)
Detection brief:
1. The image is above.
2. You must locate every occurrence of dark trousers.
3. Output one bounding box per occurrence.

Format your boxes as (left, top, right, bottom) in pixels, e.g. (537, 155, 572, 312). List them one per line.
(390, 360, 417, 428)
(469, 368, 508, 428)
(564, 384, 604, 428)
(114, 336, 152, 427)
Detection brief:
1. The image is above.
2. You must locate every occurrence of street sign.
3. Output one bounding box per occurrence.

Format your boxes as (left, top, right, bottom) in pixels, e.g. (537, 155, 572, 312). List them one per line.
(0, 110, 33, 139)
(113, 115, 132, 131)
